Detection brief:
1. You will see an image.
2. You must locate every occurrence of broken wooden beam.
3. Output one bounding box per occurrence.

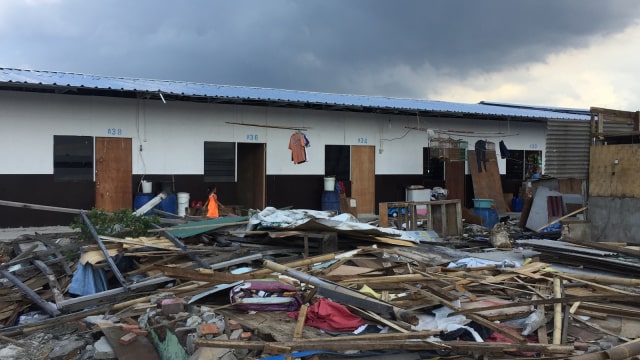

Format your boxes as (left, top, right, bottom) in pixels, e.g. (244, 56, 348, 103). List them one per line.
(0, 269, 60, 317)
(194, 338, 573, 355)
(263, 260, 418, 325)
(151, 223, 210, 268)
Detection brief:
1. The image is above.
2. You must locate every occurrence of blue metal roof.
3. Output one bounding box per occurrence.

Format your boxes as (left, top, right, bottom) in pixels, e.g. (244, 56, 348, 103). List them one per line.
(0, 67, 590, 120)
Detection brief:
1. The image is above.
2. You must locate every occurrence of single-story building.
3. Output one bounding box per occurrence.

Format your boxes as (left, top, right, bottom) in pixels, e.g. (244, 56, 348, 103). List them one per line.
(0, 67, 590, 227)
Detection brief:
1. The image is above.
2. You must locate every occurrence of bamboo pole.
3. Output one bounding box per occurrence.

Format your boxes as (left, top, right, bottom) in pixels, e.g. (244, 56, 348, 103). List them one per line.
(536, 206, 587, 232)
(553, 277, 562, 345)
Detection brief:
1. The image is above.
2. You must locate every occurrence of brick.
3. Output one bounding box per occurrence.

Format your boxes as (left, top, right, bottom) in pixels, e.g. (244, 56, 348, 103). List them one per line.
(198, 323, 220, 336)
(131, 329, 149, 337)
(119, 332, 137, 345)
(120, 324, 140, 332)
(228, 319, 242, 331)
(160, 298, 185, 315)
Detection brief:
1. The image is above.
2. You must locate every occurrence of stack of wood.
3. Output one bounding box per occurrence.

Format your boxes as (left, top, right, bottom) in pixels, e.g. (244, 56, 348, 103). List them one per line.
(0, 233, 75, 327)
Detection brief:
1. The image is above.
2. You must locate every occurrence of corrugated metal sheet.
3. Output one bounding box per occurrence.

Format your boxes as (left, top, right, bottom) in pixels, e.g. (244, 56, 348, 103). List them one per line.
(545, 120, 591, 179)
(603, 119, 635, 133)
(0, 67, 590, 121)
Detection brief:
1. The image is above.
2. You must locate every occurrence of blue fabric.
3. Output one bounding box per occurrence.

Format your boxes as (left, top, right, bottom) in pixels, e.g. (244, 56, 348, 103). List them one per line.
(68, 262, 108, 296)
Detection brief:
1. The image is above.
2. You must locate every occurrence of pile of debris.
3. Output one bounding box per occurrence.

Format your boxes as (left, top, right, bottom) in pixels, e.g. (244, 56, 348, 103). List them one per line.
(0, 205, 639, 359)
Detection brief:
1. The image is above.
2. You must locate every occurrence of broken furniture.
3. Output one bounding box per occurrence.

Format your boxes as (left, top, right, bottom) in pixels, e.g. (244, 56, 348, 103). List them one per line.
(378, 199, 462, 236)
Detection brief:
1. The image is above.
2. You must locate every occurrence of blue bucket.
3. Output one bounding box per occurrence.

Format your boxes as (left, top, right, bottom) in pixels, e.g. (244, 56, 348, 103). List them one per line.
(321, 191, 340, 212)
(473, 208, 499, 228)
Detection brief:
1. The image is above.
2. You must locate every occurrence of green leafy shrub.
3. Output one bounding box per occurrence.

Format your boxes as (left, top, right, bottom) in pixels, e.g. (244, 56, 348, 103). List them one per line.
(70, 208, 160, 239)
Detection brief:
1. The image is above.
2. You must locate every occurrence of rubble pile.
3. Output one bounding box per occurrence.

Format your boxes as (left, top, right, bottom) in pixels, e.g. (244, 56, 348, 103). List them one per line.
(0, 206, 639, 359)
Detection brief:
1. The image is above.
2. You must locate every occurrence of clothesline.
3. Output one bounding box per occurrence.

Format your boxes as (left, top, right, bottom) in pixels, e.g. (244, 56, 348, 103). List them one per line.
(404, 126, 519, 137)
(226, 121, 310, 131)
(433, 129, 520, 137)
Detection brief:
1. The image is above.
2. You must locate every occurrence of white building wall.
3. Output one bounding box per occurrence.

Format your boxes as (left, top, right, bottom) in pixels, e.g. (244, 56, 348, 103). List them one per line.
(0, 91, 547, 176)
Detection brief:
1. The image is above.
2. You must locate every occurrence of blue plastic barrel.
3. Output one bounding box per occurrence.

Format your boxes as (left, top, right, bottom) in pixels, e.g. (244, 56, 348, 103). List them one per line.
(321, 191, 340, 213)
(511, 197, 523, 212)
(133, 193, 155, 214)
(157, 193, 177, 214)
(473, 208, 499, 228)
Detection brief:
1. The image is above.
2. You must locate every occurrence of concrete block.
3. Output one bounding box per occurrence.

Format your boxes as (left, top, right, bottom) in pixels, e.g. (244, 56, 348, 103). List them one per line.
(94, 336, 116, 359)
(48, 339, 86, 360)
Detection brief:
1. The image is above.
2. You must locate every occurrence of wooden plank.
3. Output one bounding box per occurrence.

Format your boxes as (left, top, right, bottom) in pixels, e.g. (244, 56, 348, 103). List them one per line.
(590, 107, 637, 123)
(218, 309, 326, 343)
(292, 305, 308, 340)
(154, 265, 253, 283)
(195, 338, 572, 355)
(468, 148, 506, 212)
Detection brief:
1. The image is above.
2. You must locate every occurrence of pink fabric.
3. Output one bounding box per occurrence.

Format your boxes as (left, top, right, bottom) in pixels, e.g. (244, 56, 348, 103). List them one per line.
(288, 298, 365, 331)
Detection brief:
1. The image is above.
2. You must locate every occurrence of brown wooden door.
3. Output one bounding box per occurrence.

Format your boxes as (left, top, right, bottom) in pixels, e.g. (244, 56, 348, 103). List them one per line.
(351, 145, 375, 215)
(237, 143, 266, 210)
(95, 137, 132, 212)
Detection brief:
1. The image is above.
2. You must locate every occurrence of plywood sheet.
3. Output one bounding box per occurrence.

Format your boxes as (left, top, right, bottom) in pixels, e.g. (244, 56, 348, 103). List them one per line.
(468, 149, 506, 212)
(100, 324, 160, 360)
(445, 160, 465, 201)
(589, 144, 640, 197)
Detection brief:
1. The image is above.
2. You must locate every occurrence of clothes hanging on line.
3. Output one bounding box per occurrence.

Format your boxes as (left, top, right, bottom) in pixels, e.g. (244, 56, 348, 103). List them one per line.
(289, 131, 309, 164)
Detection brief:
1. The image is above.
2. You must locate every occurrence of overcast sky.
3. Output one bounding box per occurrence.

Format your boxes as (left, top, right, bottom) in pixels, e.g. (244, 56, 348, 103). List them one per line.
(1, 0, 639, 110)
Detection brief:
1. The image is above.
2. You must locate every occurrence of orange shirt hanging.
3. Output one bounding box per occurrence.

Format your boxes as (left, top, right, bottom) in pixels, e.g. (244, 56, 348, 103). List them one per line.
(288, 132, 308, 164)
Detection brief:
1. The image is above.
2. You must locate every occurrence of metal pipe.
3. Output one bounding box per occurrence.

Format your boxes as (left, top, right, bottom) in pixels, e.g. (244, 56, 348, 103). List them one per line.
(153, 224, 210, 268)
(80, 211, 129, 290)
(0, 269, 60, 317)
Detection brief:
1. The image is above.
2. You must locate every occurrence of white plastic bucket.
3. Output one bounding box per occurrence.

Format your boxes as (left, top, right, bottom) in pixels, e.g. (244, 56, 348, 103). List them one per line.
(323, 176, 336, 192)
(177, 192, 190, 217)
(141, 180, 152, 194)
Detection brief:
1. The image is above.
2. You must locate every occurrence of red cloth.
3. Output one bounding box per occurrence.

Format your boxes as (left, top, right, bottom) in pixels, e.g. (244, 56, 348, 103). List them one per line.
(485, 323, 538, 356)
(287, 298, 365, 332)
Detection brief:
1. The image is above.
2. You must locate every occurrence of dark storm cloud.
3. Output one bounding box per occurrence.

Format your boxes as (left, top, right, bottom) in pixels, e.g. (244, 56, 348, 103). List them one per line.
(2, 0, 640, 99)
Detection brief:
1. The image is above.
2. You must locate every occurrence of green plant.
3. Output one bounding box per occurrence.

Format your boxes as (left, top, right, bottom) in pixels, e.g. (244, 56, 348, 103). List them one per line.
(70, 208, 160, 239)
